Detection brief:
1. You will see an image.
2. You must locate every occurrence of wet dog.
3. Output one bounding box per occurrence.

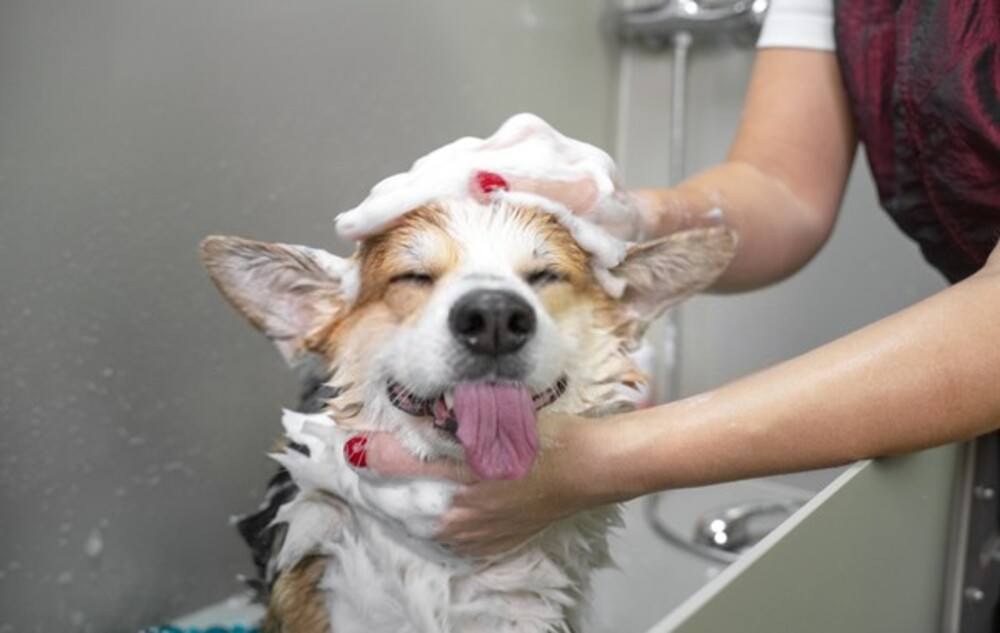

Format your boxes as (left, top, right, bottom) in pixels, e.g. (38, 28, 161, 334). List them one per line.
(201, 200, 734, 632)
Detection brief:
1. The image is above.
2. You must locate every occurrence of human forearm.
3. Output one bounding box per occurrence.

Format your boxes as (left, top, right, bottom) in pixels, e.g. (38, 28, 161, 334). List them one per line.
(637, 160, 838, 291)
(599, 264, 1000, 498)
(637, 50, 857, 292)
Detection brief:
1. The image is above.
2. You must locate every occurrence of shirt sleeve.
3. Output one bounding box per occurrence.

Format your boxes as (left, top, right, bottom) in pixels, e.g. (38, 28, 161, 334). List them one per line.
(757, 0, 835, 51)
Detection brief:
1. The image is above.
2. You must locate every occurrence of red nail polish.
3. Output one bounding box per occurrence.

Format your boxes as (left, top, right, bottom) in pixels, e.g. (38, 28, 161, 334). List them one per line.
(344, 435, 368, 468)
(474, 171, 509, 194)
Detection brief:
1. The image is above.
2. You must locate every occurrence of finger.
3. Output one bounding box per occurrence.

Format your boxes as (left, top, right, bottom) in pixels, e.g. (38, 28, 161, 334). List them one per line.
(434, 509, 534, 554)
(507, 175, 598, 215)
(467, 170, 600, 215)
(432, 506, 482, 541)
(361, 432, 477, 483)
(453, 533, 535, 558)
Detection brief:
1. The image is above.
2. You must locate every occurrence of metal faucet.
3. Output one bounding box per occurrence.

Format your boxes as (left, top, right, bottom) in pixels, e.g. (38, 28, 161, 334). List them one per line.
(693, 499, 804, 552)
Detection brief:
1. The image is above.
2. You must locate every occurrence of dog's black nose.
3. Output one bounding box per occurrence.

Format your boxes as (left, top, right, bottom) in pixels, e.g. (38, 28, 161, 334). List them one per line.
(449, 290, 536, 355)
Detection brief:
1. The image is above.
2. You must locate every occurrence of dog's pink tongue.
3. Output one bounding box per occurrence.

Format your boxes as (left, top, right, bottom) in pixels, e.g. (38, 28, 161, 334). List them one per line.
(453, 382, 539, 480)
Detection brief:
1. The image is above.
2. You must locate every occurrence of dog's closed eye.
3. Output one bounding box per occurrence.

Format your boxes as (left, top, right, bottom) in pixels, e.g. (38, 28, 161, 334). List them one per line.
(390, 271, 435, 285)
(525, 268, 566, 286)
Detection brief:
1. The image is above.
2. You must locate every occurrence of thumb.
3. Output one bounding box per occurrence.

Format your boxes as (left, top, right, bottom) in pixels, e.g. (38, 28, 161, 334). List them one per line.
(632, 189, 727, 238)
(355, 432, 478, 484)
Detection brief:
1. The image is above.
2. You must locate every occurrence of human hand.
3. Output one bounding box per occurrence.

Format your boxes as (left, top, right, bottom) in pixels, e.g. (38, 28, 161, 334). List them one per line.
(346, 414, 616, 557)
(470, 172, 724, 242)
(276, 410, 458, 545)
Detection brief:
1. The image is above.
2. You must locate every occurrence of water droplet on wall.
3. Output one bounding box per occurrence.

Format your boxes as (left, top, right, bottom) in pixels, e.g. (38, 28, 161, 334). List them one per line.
(84, 528, 103, 559)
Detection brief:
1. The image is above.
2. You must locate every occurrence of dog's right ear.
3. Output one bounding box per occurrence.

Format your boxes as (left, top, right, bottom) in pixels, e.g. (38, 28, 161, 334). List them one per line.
(199, 235, 356, 364)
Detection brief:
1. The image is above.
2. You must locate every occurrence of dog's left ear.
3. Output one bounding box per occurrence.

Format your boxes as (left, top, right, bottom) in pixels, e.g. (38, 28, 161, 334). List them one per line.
(200, 235, 355, 364)
(612, 226, 737, 346)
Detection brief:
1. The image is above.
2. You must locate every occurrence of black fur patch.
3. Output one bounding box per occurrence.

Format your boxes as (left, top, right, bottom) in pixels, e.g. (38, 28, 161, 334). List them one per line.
(237, 372, 334, 598)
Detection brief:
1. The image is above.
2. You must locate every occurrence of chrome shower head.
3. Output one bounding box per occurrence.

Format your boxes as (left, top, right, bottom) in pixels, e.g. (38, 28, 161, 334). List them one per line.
(618, 0, 769, 45)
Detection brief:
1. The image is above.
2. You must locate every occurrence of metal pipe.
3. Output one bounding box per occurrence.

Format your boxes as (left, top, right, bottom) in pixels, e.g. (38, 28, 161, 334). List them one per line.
(665, 30, 692, 403)
(617, 0, 777, 567)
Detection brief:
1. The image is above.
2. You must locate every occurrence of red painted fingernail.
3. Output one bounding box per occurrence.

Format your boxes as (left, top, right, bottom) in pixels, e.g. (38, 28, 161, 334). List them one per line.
(344, 435, 368, 468)
(474, 171, 509, 194)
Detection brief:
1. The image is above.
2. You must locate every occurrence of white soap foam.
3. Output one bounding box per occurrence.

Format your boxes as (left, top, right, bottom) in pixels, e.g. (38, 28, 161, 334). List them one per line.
(334, 113, 642, 296)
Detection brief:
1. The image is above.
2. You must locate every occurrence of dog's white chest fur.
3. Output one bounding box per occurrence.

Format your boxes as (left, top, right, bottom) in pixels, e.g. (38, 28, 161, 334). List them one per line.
(274, 410, 618, 633)
(324, 508, 615, 633)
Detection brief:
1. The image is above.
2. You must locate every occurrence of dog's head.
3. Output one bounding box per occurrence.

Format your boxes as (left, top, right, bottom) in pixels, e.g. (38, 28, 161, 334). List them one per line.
(201, 201, 734, 480)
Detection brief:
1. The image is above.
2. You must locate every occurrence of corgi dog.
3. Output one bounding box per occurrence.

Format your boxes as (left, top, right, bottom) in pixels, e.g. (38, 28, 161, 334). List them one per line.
(200, 199, 735, 633)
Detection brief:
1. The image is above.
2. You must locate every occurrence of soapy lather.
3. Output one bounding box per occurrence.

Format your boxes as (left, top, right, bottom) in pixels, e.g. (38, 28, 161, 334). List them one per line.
(335, 113, 648, 297)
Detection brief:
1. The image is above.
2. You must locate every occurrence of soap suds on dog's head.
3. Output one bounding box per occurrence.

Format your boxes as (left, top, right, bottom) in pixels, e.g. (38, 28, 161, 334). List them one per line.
(335, 113, 643, 297)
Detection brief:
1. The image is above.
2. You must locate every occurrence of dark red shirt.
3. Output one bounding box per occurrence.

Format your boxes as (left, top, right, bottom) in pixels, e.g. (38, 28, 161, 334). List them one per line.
(835, 0, 1000, 283)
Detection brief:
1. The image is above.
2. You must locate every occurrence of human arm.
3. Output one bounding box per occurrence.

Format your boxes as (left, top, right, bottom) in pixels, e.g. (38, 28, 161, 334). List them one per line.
(604, 254, 1000, 493)
(385, 250, 1000, 555)
(636, 48, 857, 291)
(461, 49, 855, 291)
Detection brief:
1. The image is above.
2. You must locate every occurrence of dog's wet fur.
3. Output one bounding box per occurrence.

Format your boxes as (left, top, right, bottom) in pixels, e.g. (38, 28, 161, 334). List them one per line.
(201, 200, 735, 632)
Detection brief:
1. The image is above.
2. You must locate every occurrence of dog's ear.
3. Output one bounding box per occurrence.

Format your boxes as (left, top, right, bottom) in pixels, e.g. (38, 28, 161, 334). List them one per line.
(612, 226, 737, 346)
(200, 235, 355, 364)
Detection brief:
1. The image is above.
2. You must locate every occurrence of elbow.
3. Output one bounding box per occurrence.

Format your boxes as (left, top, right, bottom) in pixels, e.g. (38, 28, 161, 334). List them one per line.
(712, 159, 840, 292)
